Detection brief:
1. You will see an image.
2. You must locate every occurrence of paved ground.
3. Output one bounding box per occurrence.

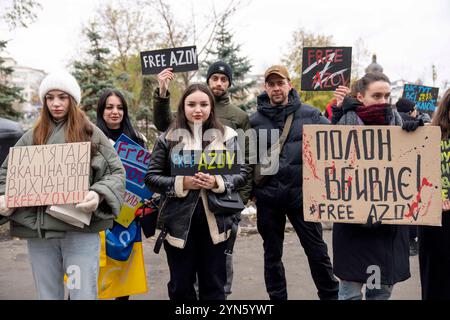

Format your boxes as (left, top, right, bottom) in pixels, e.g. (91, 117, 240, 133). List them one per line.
(0, 220, 421, 300)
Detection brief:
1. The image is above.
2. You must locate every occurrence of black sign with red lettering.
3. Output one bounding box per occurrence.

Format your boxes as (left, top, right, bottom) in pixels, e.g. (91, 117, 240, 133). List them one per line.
(301, 47, 352, 91)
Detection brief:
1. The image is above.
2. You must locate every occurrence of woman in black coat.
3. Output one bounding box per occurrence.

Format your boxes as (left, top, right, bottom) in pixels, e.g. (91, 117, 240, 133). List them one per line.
(331, 73, 411, 300)
(145, 83, 249, 300)
(419, 88, 450, 299)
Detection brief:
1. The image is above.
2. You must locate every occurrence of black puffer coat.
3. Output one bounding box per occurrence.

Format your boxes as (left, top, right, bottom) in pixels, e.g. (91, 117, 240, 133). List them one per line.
(249, 88, 329, 209)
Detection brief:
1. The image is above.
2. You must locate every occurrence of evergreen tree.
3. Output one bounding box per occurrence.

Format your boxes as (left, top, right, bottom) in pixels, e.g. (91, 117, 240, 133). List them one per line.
(136, 75, 159, 147)
(0, 40, 23, 120)
(202, 13, 255, 111)
(73, 23, 114, 120)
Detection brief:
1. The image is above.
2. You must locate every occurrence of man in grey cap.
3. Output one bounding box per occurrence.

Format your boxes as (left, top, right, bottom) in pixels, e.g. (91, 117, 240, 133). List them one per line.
(249, 65, 339, 300)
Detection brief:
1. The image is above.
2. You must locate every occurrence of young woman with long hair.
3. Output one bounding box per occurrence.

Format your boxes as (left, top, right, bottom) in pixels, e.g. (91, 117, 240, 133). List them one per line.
(96, 89, 145, 147)
(331, 72, 412, 300)
(95, 88, 148, 300)
(0, 71, 125, 300)
(145, 83, 249, 300)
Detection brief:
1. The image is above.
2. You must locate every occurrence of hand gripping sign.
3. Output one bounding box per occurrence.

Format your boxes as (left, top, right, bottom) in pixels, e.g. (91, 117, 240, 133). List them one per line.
(303, 125, 442, 226)
(5, 142, 91, 208)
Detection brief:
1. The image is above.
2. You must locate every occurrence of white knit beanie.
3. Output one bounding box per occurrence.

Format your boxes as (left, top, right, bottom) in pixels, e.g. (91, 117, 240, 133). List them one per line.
(39, 70, 81, 105)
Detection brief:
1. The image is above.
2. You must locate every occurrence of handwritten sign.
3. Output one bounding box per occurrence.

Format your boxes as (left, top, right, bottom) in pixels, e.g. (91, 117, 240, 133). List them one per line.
(402, 84, 439, 117)
(5, 142, 90, 208)
(301, 47, 352, 91)
(170, 150, 240, 176)
(114, 134, 153, 227)
(441, 140, 450, 201)
(303, 125, 441, 226)
(140, 46, 198, 75)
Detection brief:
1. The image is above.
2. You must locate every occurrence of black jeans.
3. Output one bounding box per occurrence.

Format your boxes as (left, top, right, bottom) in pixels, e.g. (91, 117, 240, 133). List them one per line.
(164, 203, 227, 300)
(256, 204, 339, 300)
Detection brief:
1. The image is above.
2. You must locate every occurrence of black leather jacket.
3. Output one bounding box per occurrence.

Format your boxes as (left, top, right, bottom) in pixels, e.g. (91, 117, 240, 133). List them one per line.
(145, 130, 250, 248)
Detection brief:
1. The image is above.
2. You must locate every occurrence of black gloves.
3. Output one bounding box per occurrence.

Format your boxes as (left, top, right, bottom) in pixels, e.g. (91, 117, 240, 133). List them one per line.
(331, 105, 344, 124)
(362, 215, 382, 229)
(402, 119, 424, 132)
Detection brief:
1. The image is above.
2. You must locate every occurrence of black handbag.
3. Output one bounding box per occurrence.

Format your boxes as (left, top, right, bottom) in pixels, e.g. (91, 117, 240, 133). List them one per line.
(136, 196, 160, 238)
(207, 181, 245, 215)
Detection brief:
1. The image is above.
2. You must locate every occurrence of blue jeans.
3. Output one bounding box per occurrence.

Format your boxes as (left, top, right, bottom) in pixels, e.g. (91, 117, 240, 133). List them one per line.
(339, 280, 393, 300)
(27, 231, 100, 300)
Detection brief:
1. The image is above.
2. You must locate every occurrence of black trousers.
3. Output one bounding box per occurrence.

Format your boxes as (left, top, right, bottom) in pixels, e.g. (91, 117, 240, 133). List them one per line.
(256, 204, 339, 300)
(409, 225, 418, 241)
(418, 212, 450, 300)
(164, 203, 227, 300)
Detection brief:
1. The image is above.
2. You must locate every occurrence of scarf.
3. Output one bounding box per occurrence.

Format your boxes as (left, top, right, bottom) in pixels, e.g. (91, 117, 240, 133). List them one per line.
(355, 103, 393, 125)
(342, 97, 393, 125)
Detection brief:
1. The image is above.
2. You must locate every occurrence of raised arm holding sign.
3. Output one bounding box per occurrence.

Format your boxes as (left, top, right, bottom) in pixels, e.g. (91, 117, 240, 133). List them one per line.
(301, 46, 352, 91)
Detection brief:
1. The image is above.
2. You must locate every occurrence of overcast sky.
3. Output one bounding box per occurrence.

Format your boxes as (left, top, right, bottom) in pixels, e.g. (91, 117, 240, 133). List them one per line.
(2, 0, 449, 87)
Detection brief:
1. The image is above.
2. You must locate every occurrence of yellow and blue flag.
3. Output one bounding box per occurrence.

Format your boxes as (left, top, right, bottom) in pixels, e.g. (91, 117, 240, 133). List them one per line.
(98, 220, 148, 299)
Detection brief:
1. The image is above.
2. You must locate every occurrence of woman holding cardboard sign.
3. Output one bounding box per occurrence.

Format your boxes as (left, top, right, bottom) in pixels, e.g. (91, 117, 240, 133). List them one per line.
(0, 71, 125, 300)
(331, 72, 416, 300)
(419, 88, 450, 299)
(145, 83, 249, 300)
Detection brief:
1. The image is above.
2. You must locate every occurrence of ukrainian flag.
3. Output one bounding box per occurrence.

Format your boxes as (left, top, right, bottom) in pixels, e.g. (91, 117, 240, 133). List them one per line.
(98, 220, 148, 299)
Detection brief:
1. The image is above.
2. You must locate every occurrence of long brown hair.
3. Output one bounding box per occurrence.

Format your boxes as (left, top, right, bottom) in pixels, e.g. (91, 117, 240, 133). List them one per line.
(33, 95, 96, 153)
(432, 88, 450, 139)
(169, 83, 224, 148)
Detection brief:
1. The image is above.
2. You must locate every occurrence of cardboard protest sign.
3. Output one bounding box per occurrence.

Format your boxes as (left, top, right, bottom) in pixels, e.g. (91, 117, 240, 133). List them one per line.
(441, 140, 450, 201)
(140, 45, 198, 75)
(303, 125, 442, 226)
(5, 142, 90, 208)
(301, 47, 352, 91)
(114, 134, 153, 228)
(170, 150, 240, 176)
(402, 84, 439, 117)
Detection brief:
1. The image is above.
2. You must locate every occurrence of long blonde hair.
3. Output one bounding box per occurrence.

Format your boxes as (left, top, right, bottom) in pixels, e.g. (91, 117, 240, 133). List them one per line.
(33, 95, 97, 153)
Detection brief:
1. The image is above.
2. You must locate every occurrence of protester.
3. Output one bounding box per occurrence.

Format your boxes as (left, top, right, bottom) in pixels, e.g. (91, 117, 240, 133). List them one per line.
(250, 65, 339, 300)
(96, 89, 146, 147)
(152, 61, 252, 297)
(396, 97, 431, 124)
(145, 83, 250, 300)
(96, 89, 147, 300)
(418, 88, 450, 299)
(332, 72, 420, 300)
(0, 71, 125, 300)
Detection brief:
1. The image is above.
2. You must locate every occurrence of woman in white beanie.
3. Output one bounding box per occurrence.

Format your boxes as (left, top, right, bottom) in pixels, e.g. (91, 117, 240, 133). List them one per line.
(0, 71, 126, 300)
